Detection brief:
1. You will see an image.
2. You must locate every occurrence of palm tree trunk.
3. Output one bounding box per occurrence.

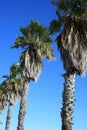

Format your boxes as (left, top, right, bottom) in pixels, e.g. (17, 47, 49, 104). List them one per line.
(17, 80, 29, 130)
(61, 72, 76, 130)
(5, 103, 13, 130)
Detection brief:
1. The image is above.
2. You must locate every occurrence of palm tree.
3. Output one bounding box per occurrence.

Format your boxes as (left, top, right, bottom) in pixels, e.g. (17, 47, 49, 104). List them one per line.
(11, 20, 55, 130)
(50, 0, 87, 130)
(2, 64, 23, 130)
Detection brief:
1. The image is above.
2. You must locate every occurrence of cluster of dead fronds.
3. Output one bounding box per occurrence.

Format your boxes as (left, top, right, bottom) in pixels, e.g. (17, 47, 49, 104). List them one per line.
(57, 17, 87, 76)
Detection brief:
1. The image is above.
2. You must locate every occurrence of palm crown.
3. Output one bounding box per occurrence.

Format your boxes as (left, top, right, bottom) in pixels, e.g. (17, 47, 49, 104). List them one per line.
(1, 64, 23, 106)
(12, 20, 54, 59)
(50, 0, 87, 33)
(11, 20, 55, 81)
(50, 0, 87, 76)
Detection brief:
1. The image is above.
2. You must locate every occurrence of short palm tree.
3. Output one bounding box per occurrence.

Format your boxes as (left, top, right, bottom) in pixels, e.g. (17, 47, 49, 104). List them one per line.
(50, 0, 87, 130)
(11, 20, 55, 130)
(2, 64, 23, 130)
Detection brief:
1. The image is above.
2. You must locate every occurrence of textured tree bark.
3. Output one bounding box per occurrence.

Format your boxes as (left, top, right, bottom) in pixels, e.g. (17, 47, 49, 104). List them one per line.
(5, 103, 13, 130)
(17, 80, 29, 130)
(61, 72, 76, 130)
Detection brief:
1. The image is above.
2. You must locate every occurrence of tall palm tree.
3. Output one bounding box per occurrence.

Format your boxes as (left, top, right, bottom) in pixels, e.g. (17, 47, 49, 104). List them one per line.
(11, 20, 55, 130)
(50, 0, 87, 130)
(2, 64, 23, 130)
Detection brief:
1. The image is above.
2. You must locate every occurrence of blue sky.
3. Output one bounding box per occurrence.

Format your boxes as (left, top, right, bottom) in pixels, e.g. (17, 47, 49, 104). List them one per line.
(0, 0, 87, 130)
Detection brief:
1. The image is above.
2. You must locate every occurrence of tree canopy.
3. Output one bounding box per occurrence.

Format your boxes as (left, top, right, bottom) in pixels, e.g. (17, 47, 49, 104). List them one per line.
(11, 20, 55, 81)
(50, 0, 87, 33)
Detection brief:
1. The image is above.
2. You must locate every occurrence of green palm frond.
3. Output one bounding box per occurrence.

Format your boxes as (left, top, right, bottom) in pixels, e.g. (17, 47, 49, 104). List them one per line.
(50, 0, 87, 36)
(2, 75, 9, 80)
(52, 0, 87, 18)
(49, 20, 62, 33)
(35, 41, 55, 59)
(11, 36, 28, 48)
(10, 64, 22, 77)
(11, 20, 55, 59)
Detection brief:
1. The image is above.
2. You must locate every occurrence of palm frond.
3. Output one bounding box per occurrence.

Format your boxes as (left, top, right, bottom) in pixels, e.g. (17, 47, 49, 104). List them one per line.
(10, 64, 23, 78)
(52, 0, 87, 18)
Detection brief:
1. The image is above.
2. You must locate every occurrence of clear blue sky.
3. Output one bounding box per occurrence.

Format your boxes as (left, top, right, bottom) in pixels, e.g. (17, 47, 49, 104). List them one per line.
(0, 0, 87, 130)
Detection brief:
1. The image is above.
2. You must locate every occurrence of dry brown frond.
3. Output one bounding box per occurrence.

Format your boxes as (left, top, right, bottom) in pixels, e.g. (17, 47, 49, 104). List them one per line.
(57, 18, 87, 76)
